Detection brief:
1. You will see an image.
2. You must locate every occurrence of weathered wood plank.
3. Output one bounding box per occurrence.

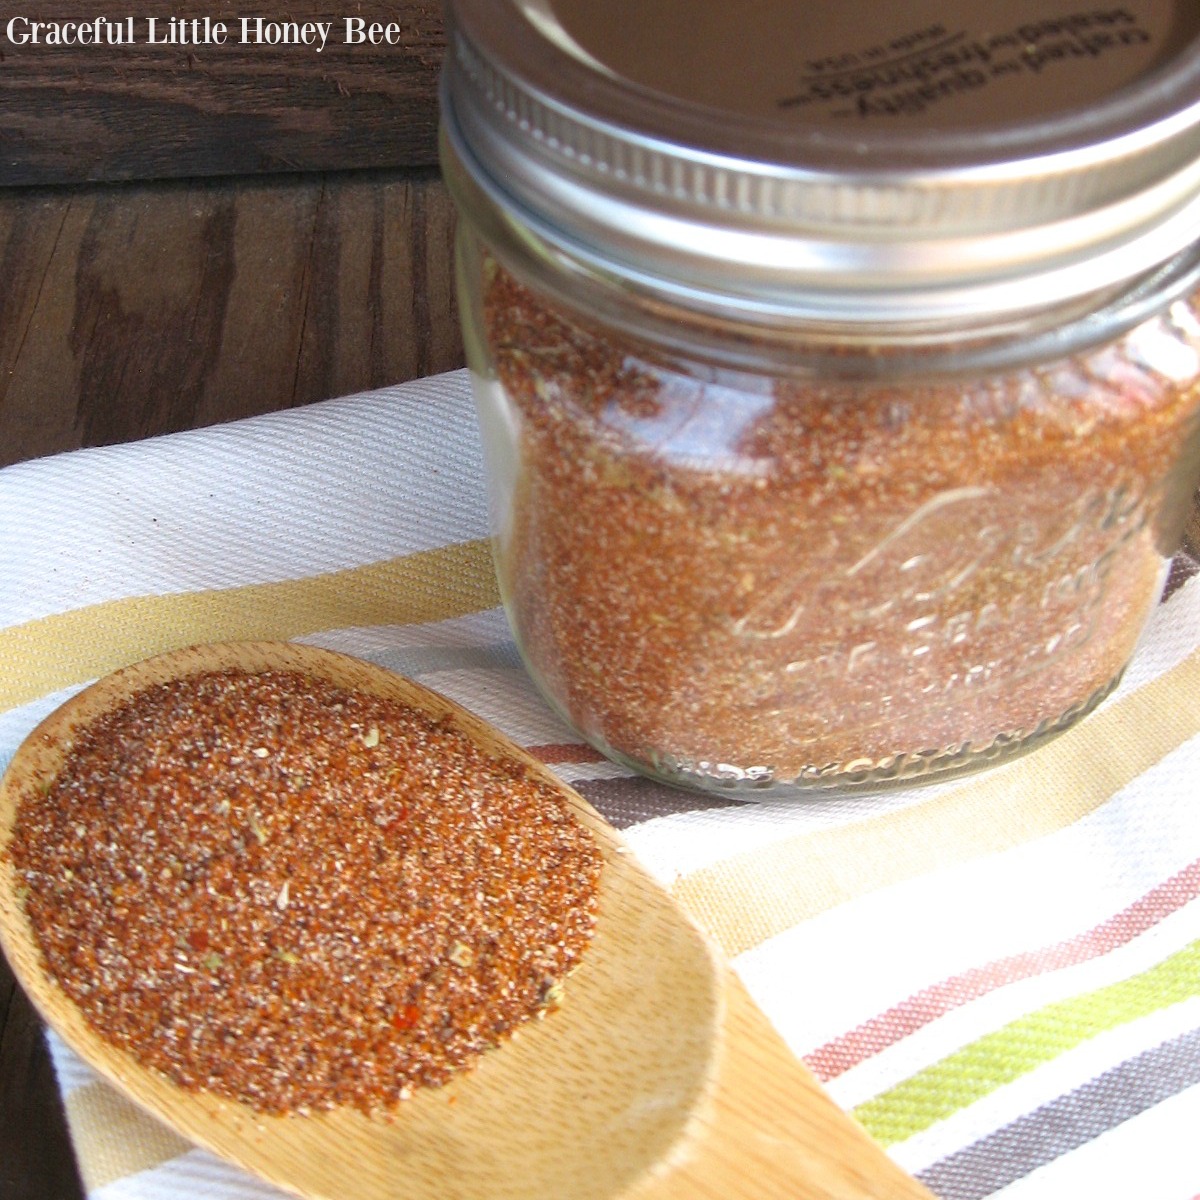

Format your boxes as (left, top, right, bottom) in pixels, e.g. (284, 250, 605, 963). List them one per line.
(0, 170, 464, 467)
(0, 1, 445, 185)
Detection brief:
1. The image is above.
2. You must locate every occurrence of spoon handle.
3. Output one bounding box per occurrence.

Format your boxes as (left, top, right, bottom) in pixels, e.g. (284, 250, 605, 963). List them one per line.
(633, 974, 936, 1200)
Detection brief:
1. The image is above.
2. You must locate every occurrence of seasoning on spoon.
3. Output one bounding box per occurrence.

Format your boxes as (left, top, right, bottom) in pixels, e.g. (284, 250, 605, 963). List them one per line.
(7, 666, 603, 1116)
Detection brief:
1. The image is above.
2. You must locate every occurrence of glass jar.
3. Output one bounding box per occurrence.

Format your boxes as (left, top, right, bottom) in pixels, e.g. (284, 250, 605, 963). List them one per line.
(440, 0, 1200, 792)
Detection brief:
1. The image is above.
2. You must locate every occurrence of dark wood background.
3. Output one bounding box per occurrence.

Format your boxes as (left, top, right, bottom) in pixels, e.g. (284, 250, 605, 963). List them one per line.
(0, 0, 462, 469)
(0, 1, 445, 185)
(1, 5, 463, 1197)
(0, 168, 462, 468)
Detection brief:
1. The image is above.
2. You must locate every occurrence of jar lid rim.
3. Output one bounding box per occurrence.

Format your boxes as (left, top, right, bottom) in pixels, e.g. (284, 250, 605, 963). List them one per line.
(442, 0, 1200, 319)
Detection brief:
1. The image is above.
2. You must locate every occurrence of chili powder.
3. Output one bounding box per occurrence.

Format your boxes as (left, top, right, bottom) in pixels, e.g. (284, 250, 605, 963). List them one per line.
(8, 667, 603, 1115)
(477, 262, 1200, 790)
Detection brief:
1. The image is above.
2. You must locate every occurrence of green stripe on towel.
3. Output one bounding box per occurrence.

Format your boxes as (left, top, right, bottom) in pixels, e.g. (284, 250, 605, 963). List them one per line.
(854, 939, 1200, 1147)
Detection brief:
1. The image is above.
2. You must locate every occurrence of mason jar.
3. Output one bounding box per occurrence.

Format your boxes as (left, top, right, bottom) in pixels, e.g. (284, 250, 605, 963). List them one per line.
(440, 0, 1200, 792)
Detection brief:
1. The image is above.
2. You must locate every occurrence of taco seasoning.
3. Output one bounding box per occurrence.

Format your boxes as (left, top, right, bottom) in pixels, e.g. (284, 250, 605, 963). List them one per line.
(441, 0, 1200, 792)
(8, 667, 602, 1115)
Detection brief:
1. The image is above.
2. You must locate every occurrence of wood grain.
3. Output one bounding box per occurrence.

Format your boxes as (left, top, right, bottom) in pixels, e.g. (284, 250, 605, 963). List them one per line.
(634, 973, 936, 1200)
(0, 1, 444, 184)
(0, 169, 463, 467)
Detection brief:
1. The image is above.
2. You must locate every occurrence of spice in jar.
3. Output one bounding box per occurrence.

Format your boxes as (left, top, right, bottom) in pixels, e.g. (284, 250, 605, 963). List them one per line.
(8, 667, 603, 1115)
(479, 263, 1200, 789)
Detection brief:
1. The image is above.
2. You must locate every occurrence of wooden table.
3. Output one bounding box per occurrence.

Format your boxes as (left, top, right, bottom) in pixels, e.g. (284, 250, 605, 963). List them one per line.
(1, 7, 463, 1194)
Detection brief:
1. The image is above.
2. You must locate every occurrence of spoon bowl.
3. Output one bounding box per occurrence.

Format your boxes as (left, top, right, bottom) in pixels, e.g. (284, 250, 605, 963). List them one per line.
(0, 641, 933, 1200)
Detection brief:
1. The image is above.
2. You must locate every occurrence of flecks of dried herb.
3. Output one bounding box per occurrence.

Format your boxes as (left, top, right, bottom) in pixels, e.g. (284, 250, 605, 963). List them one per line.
(483, 263, 1200, 787)
(9, 668, 603, 1114)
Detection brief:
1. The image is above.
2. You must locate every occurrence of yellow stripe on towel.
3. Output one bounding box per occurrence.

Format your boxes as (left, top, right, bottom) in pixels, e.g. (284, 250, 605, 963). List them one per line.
(672, 645, 1200, 960)
(64, 1082, 192, 1193)
(0, 539, 499, 710)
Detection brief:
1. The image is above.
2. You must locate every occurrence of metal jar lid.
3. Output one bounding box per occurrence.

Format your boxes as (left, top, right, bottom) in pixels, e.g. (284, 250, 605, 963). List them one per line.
(440, 0, 1200, 323)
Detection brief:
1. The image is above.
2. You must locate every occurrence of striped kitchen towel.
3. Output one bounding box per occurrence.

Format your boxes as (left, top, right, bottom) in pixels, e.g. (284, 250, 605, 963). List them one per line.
(2, 368, 1199, 1200)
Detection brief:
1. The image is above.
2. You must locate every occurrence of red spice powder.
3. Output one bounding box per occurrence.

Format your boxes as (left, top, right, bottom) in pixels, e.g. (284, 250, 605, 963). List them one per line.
(9, 667, 603, 1115)
(481, 263, 1200, 788)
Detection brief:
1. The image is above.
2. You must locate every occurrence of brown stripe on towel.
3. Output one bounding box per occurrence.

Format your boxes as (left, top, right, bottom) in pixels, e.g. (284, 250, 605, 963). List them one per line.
(917, 1027, 1200, 1200)
(573, 775, 749, 829)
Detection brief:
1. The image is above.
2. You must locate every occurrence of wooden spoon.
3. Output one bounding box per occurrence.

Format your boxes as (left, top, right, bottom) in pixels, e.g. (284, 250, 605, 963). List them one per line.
(0, 641, 933, 1200)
